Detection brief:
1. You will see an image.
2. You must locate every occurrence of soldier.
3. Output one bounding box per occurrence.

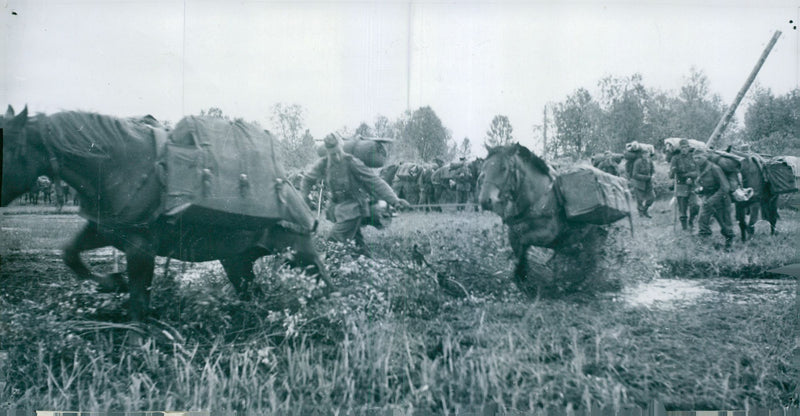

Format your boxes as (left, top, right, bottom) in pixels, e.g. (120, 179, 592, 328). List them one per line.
(631, 151, 655, 218)
(392, 163, 421, 205)
(454, 157, 473, 211)
(596, 150, 619, 176)
(693, 152, 735, 248)
(669, 139, 700, 231)
(301, 134, 410, 255)
(418, 158, 443, 212)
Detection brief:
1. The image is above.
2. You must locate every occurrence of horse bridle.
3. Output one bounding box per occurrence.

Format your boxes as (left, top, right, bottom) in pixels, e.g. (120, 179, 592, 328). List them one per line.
(483, 155, 522, 207)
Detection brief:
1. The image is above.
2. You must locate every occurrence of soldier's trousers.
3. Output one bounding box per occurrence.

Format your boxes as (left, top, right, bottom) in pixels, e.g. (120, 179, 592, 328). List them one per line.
(634, 185, 655, 214)
(331, 217, 368, 254)
(698, 192, 735, 241)
(457, 190, 470, 211)
(418, 188, 435, 211)
(677, 194, 700, 228)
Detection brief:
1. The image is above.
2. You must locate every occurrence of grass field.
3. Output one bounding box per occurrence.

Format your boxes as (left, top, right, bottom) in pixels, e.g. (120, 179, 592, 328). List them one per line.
(1, 202, 798, 413)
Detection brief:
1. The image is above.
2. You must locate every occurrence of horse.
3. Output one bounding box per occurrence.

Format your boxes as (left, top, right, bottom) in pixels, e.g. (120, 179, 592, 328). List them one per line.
(478, 143, 609, 297)
(2, 106, 331, 322)
(728, 149, 779, 241)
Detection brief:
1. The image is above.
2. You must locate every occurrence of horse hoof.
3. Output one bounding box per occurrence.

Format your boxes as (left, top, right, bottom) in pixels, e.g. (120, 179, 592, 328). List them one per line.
(96, 272, 129, 293)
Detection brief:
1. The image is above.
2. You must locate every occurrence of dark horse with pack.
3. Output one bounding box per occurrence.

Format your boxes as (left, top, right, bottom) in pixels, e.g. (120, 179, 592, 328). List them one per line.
(2, 106, 330, 322)
(479, 144, 633, 296)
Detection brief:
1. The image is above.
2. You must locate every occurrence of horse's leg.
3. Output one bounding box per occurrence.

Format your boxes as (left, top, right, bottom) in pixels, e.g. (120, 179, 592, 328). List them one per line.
(62, 223, 128, 292)
(219, 254, 257, 300)
(763, 196, 779, 235)
(735, 203, 747, 242)
(122, 234, 156, 322)
(511, 242, 541, 298)
(748, 202, 760, 238)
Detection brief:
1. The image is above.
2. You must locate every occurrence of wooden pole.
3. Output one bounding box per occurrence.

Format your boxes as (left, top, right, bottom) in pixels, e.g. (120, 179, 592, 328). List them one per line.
(706, 30, 782, 149)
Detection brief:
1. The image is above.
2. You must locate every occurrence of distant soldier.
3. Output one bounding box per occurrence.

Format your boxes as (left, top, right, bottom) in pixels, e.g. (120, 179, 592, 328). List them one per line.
(693, 152, 735, 248)
(630, 151, 655, 218)
(596, 151, 620, 176)
(418, 158, 443, 211)
(454, 157, 473, 211)
(392, 163, 421, 205)
(669, 139, 700, 231)
(301, 134, 410, 255)
(430, 164, 449, 208)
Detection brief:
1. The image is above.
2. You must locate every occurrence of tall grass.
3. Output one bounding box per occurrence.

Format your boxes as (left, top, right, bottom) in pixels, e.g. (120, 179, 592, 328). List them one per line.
(1, 208, 798, 412)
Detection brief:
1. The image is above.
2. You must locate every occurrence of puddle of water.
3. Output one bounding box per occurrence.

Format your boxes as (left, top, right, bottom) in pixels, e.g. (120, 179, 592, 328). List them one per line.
(620, 279, 713, 309)
(617, 278, 797, 309)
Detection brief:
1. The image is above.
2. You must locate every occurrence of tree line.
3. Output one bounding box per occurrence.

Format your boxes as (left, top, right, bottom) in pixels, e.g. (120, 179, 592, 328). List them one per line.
(196, 67, 798, 171)
(544, 68, 800, 159)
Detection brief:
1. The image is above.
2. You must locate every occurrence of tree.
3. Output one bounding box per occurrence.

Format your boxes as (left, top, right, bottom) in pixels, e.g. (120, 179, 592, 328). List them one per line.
(270, 103, 315, 170)
(396, 106, 452, 162)
(670, 68, 724, 144)
(597, 74, 649, 151)
(456, 137, 472, 159)
(199, 107, 228, 119)
(354, 122, 372, 137)
(551, 88, 603, 158)
(484, 115, 516, 147)
(743, 87, 800, 154)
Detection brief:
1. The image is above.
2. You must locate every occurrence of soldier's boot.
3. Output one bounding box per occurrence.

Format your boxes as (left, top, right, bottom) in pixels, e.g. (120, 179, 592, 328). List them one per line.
(724, 237, 733, 249)
(680, 218, 688, 231)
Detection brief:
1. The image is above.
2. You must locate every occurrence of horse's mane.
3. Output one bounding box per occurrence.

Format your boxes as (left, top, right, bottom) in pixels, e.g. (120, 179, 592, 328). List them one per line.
(487, 143, 550, 176)
(39, 111, 146, 159)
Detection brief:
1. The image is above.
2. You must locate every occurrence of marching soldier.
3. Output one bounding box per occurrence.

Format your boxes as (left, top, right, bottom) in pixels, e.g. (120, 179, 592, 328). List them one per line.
(301, 134, 410, 255)
(454, 157, 473, 211)
(669, 139, 700, 232)
(693, 152, 735, 249)
(631, 151, 655, 218)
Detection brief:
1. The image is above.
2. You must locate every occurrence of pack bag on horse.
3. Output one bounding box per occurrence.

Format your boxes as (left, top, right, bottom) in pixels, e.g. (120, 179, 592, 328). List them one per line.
(479, 143, 633, 297)
(727, 147, 798, 241)
(1, 106, 330, 323)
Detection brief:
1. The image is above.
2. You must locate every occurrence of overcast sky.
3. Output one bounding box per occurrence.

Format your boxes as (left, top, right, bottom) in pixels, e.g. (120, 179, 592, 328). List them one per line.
(2, 0, 799, 156)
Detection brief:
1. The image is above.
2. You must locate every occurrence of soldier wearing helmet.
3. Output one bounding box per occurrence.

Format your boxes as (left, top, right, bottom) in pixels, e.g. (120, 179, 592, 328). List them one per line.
(669, 139, 700, 231)
(301, 134, 410, 255)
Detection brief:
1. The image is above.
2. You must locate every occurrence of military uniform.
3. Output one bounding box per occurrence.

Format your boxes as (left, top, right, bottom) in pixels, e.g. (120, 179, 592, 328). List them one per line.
(669, 145, 700, 231)
(302, 138, 407, 253)
(695, 157, 735, 247)
(392, 164, 421, 205)
(454, 161, 473, 211)
(631, 154, 655, 218)
(417, 164, 436, 210)
(596, 153, 619, 176)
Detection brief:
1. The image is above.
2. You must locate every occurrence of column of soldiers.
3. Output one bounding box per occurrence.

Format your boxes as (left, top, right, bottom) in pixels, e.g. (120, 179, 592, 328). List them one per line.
(593, 138, 735, 249)
(299, 140, 484, 254)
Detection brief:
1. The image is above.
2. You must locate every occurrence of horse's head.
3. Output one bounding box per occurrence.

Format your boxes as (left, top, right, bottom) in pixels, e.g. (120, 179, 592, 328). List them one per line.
(479, 143, 552, 218)
(2, 106, 50, 206)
